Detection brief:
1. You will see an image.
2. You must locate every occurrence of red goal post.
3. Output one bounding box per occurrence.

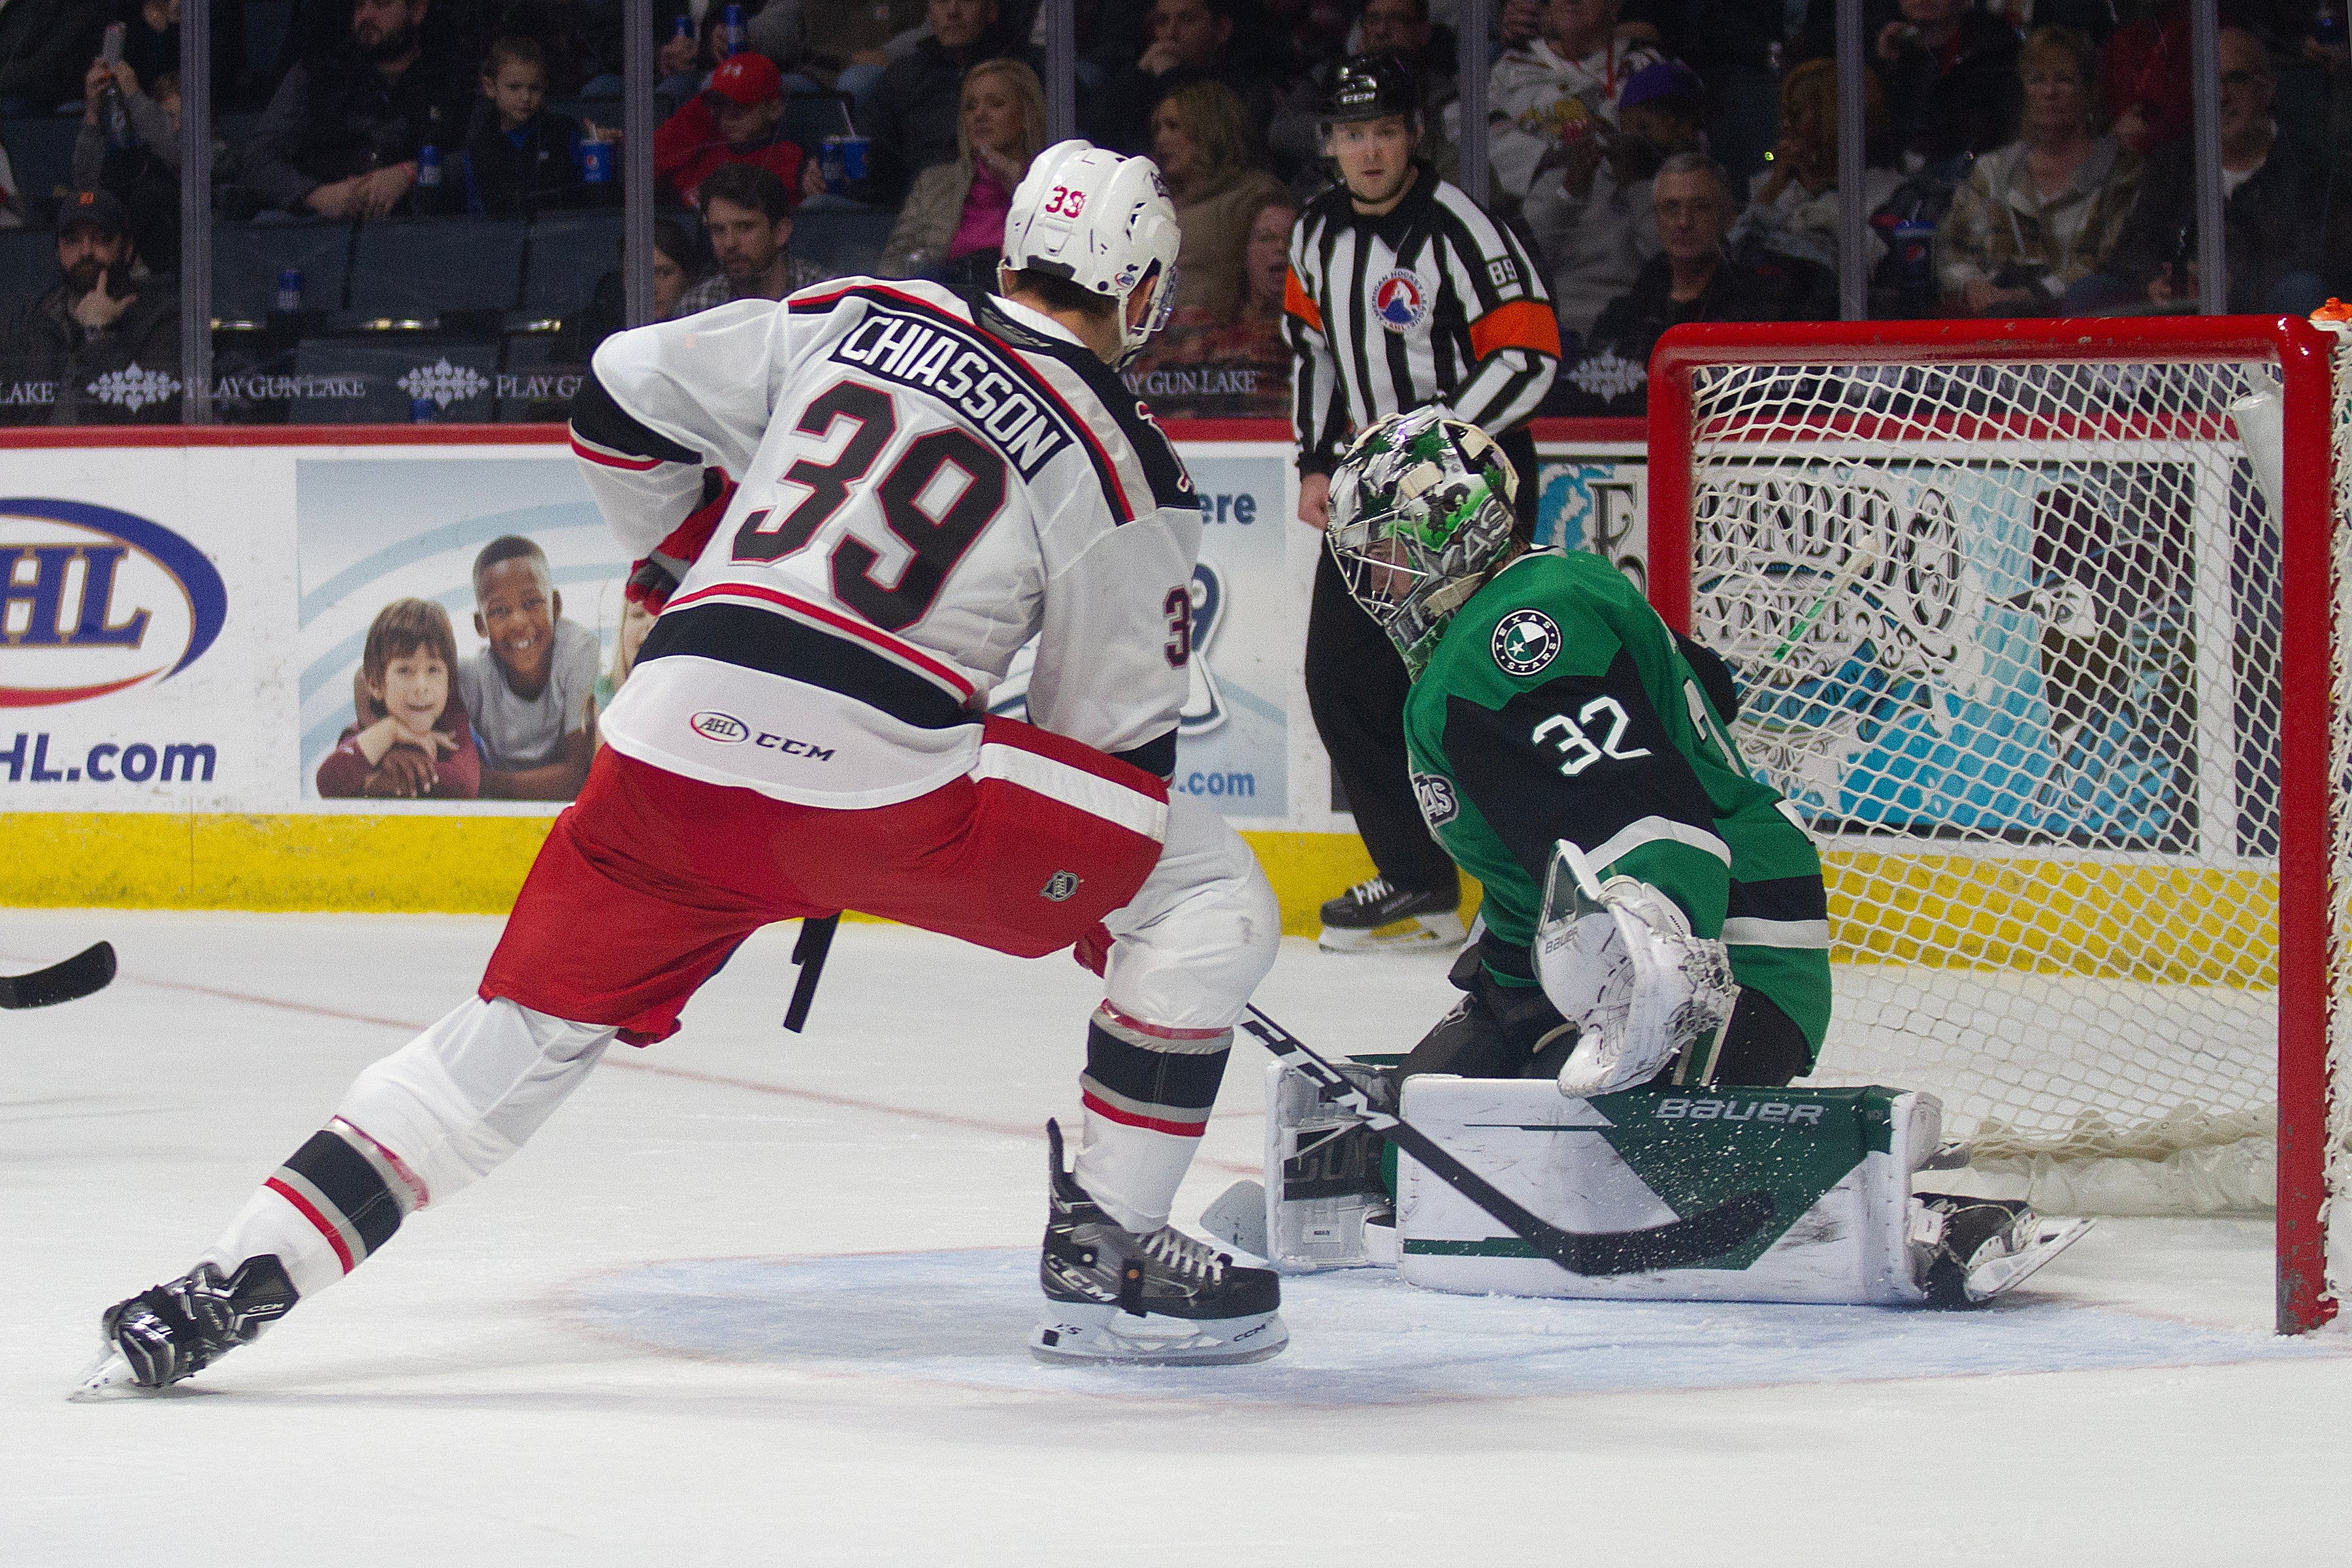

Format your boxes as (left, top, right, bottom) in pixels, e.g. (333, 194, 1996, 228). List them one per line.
(1645, 316, 2344, 1333)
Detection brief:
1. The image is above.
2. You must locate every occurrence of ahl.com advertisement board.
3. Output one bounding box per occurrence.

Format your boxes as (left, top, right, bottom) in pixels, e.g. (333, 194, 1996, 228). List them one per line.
(3, 434, 1308, 828)
(0, 444, 295, 814)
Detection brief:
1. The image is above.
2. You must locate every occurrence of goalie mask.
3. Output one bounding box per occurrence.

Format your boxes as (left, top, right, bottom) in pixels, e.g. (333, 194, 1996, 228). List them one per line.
(1326, 408, 1520, 676)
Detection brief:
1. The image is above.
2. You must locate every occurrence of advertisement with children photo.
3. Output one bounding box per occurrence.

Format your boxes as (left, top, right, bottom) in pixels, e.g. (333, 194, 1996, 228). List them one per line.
(297, 453, 632, 808)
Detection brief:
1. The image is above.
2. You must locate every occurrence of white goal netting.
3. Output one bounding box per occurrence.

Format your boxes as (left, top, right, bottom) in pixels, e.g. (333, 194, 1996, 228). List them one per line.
(1676, 340, 2344, 1221)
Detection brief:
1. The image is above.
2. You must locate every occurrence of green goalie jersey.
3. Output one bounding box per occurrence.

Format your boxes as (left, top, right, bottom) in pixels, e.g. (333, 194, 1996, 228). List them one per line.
(1401, 549, 1832, 1056)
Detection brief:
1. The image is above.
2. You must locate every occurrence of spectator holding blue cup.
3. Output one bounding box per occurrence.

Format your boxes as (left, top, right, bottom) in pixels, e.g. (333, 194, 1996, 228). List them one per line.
(461, 35, 619, 215)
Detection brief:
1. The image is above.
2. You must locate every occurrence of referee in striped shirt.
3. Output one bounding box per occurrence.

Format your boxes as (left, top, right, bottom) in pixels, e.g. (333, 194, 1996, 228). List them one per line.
(1286, 52, 1560, 952)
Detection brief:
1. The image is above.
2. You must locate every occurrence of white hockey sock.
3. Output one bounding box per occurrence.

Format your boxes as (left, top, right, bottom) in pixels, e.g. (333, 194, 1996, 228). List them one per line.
(199, 998, 612, 1298)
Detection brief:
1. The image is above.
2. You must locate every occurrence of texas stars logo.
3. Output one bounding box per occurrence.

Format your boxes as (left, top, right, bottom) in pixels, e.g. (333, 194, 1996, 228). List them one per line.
(1411, 771, 1459, 828)
(1492, 608, 1562, 676)
(1371, 269, 1429, 334)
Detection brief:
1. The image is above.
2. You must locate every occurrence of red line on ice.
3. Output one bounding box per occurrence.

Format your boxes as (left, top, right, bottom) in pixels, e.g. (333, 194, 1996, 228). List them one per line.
(101, 970, 1258, 1175)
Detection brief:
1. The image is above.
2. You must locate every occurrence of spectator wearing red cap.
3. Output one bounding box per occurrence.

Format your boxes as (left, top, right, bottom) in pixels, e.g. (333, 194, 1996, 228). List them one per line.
(654, 50, 826, 210)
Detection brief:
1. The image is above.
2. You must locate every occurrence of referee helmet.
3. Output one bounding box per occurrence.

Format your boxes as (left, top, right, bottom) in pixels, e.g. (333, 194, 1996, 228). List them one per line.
(1320, 52, 1419, 127)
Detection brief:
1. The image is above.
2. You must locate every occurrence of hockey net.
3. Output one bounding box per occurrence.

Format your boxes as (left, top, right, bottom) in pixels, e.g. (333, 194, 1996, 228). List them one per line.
(1647, 316, 2347, 1331)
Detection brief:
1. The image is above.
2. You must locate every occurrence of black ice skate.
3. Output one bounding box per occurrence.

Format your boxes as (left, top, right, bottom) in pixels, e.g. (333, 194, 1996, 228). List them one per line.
(1031, 1120, 1287, 1365)
(1315, 875, 1465, 953)
(73, 1256, 298, 1399)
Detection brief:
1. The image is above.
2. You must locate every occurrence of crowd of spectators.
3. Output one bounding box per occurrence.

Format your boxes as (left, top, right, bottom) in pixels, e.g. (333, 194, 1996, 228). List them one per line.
(0, 0, 2343, 425)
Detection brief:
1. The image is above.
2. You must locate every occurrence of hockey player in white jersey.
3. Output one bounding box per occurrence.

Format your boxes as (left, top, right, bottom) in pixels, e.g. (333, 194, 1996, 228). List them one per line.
(78, 142, 1289, 1393)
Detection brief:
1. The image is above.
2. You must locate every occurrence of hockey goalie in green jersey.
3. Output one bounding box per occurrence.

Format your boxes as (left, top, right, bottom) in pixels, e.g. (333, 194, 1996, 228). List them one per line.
(1217, 412, 2092, 1306)
(1324, 406, 1831, 1095)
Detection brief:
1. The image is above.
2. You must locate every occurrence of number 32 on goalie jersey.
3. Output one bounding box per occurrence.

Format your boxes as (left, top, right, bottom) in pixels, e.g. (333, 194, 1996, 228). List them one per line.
(1533, 696, 1652, 776)
(732, 379, 1010, 634)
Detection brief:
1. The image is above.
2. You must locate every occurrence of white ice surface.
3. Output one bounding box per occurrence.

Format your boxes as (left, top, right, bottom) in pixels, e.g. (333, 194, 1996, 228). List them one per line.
(4, 909, 2349, 1565)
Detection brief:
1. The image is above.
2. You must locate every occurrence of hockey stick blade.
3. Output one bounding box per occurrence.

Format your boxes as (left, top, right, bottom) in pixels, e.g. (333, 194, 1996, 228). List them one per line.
(0, 941, 116, 1009)
(1239, 1005, 1774, 1277)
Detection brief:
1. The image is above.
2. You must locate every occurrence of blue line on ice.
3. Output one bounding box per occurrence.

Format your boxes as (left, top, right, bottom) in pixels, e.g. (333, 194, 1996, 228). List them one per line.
(562, 1248, 2344, 1405)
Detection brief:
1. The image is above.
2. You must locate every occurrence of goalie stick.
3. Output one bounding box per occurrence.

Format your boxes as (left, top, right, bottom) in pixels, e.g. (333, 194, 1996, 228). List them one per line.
(1237, 1005, 1775, 1276)
(0, 941, 116, 1009)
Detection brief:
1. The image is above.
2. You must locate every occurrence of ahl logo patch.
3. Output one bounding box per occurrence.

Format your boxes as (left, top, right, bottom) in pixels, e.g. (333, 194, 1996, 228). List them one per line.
(1411, 772, 1458, 828)
(1040, 870, 1083, 902)
(1370, 269, 1429, 333)
(689, 711, 751, 743)
(1491, 609, 1561, 676)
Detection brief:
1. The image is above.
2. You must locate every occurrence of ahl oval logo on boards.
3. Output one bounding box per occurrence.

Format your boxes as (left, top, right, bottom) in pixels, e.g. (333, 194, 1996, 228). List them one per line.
(0, 499, 226, 708)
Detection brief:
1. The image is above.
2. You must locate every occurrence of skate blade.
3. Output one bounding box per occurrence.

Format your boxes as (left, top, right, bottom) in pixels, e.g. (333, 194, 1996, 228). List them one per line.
(1316, 912, 1467, 954)
(69, 1346, 154, 1402)
(1967, 1217, 2097, 1303)
(1030, 1305, 1288, 1367)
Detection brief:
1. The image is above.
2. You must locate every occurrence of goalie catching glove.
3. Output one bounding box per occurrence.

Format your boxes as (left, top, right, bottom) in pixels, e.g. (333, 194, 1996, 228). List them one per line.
(1535, 840, 1738, 1098)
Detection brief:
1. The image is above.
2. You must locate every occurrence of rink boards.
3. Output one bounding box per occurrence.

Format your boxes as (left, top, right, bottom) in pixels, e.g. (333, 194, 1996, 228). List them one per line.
(0, 421, 1647, 927)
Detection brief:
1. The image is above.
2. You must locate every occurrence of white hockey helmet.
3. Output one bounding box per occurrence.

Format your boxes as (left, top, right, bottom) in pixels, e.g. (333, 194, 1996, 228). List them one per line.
(1001, 139, 1181, 368)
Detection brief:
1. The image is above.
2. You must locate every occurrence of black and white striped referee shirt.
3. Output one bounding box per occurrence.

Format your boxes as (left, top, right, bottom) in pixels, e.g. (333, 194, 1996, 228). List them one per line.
(1283, 166, 1559, 476)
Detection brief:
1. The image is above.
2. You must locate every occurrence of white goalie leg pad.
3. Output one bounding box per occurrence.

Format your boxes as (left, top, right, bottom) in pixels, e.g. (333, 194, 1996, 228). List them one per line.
(1398, 1077, 1947, 1305)
(1534, 840, 1738, 1099)
(1199, 1178, 1270, 1258)
(1256, 1058, 1394, 1271)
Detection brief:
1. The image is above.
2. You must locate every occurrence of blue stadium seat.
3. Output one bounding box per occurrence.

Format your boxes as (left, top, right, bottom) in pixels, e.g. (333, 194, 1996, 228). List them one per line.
(5, 117, 88, 210)
(0, 226, 54, 302)
(523, 209, 622, 314)
(347, 216, 527, 316)
(211, 221, 351, 319)
(242, 0, 294, 89)
(791, 201, 894, 280)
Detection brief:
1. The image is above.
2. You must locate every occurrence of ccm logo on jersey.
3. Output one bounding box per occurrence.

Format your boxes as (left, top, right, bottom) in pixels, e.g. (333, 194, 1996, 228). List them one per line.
(1656, 1098, 1825, 1126)
(830, 310, 1074, 478)
(689, 711, 836, 760)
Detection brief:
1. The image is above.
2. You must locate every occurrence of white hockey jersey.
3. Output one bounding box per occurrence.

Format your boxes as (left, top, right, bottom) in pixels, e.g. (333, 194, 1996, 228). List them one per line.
(571, 280, 1201, 809)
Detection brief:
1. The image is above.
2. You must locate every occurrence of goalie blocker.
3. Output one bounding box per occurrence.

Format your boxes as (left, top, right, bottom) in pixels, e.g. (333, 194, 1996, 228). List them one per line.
(1228, 1066, 2089, 1307)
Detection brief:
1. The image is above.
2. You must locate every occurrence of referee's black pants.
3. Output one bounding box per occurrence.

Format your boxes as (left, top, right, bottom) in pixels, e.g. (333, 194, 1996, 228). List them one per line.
(1303, 425, 1539, 902)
